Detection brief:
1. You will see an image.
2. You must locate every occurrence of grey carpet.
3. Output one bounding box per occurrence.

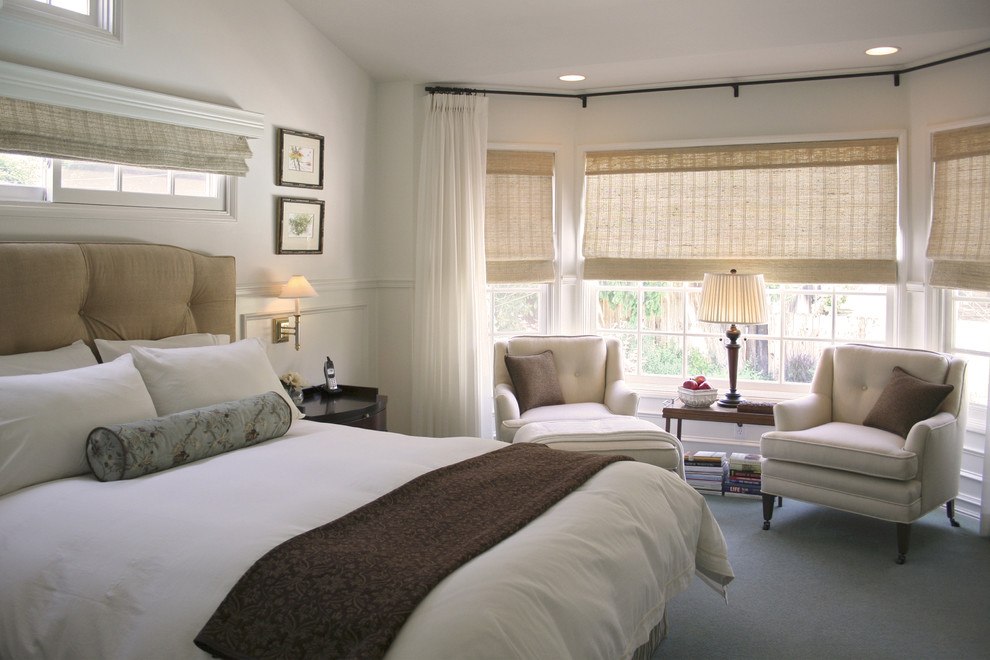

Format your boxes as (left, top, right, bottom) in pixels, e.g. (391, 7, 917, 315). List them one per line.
(654, 495, 990, 659)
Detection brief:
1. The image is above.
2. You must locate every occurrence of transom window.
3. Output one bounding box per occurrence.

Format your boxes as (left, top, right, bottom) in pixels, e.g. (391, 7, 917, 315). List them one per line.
(0, 153, 227, 212)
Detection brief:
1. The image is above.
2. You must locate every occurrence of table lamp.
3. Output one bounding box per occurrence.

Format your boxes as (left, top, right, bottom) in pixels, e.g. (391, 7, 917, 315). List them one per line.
(697, 269, 768, 407)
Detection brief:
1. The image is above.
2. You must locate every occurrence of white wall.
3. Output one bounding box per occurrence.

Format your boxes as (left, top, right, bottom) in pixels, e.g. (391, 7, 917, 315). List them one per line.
(0, 0, 380, 395)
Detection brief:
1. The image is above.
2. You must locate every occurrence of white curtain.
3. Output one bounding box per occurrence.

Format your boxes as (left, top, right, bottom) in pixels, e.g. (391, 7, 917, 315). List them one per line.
(411, 93, 493, 439)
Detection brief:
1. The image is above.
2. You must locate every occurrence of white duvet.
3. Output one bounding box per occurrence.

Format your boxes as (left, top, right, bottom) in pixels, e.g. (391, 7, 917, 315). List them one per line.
(0, 420, 732, 660)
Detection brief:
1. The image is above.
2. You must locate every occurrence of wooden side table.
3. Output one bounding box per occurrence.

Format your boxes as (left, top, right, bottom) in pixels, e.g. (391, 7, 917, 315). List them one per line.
(663, 400, 781, 505)
(662, 400, 775, 441)
(297, 385, 388, 431)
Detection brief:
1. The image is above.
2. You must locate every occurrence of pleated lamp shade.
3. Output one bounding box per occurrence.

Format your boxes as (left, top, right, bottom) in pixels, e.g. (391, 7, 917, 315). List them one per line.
(698, 271, 768, 325)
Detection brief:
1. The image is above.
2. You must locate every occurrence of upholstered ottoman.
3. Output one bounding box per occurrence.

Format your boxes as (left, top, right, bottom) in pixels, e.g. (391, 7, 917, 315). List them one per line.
(512, 417, 685, 478)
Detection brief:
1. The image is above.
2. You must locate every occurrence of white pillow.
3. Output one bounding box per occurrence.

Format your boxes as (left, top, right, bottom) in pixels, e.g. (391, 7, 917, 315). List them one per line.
(130, 337, 302, 420)
(0, 340, 98, 376)
(0, 354, 158, 497)
(95, 333, 231, 362)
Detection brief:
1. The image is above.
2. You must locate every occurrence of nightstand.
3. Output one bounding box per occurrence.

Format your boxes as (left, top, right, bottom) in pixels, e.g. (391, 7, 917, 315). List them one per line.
(297, 385, 388, 431)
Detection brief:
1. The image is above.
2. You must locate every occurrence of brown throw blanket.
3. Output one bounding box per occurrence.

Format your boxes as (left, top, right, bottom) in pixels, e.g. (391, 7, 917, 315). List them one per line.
(194, 443, 629, 660)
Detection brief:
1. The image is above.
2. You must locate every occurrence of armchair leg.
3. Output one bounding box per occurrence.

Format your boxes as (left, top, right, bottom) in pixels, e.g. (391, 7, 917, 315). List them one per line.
(762, 493, 776, 530)
(896, 523, 910, 564)
(946, 499, 961, 527)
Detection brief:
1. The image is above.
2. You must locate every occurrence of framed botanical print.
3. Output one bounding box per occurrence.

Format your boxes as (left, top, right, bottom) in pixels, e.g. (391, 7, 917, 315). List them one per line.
(276, 197, 325, 254)
(276, 128, 324, 189)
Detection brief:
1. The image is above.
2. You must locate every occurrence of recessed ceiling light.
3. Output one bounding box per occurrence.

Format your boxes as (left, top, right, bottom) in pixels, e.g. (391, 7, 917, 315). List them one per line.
(866, 46, 900, 56)
(559, 74, 586, 82)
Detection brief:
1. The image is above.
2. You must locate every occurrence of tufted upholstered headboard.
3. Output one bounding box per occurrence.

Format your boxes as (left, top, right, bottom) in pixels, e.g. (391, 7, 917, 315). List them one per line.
(0, 242, 236, 356)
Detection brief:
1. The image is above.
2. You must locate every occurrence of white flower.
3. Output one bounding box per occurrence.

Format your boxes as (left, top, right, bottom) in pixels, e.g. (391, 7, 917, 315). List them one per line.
(280, 371, 307, 389)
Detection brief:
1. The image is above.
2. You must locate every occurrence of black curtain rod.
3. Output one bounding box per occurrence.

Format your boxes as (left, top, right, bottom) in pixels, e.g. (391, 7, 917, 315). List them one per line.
(426, 46, 990, 108)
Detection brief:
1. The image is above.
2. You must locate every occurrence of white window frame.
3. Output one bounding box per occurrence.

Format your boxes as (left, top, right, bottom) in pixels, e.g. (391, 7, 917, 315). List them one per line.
(590, 280, 895, 398)
(0, 154, 234, 219)
(579, 130, 902, 399)
(51, 160, 228, 212)
(484, 144, 560, 343)
(927, 115, 990, 432)
(0, 0, 120, 43)
(488, 282, 552, 342)
(941, 288, 990, 434)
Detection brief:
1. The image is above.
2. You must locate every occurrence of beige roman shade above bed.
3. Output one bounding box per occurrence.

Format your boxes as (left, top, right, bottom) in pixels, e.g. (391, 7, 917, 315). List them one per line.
(0, 242, 235, 356)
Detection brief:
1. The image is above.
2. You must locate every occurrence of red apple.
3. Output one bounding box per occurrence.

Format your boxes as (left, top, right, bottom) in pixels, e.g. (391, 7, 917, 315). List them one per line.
(697, 381, 712, 390)
(694, 375, 707, 384)
(681, 379, 699, 390)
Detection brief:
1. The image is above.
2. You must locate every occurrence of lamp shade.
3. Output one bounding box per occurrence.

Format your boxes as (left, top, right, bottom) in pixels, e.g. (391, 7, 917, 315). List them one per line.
(279, 275, 318, 300)
(698, 271, 767, 325)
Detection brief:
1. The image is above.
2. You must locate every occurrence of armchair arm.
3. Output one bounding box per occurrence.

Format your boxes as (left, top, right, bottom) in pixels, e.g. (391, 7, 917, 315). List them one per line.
(904, 412, 958, 454)
(773, 393, 831, 432)
(604, 379, 639, 416)
(494, 382, 521, 426)
(904, 412, 961, 512)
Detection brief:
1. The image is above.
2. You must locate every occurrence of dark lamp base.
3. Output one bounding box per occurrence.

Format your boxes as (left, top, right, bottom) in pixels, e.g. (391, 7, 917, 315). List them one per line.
(717, 392, 743, 408)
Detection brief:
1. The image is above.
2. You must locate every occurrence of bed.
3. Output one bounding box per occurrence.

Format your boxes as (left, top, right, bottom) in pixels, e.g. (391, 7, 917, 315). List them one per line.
(0, 242, 733, 660)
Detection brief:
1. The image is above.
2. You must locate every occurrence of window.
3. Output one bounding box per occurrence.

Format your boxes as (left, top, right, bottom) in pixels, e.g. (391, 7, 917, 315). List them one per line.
(945, 289, 990, 419)
(927, 119, 989, 424)
(596, 280, 889, 388)
(926, 121, 990, 292)
(584, 136, 898, 389)
(485, 150, 556, 340)
(0, 0, 119, 42)
(0, 153, 228, 212)
(488, 284, 550, 342)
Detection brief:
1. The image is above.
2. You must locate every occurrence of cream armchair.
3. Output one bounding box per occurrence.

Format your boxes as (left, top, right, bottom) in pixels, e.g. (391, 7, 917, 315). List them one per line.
(760, 344, 967, 563)
(494, 335, 639, 443)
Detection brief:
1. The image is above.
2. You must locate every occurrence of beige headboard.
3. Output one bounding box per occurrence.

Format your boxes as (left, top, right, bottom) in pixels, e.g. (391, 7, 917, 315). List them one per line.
(0, 242, 236, 356)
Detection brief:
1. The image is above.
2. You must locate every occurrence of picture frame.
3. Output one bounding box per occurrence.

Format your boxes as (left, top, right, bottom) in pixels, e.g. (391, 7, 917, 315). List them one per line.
(276, 197, 325, 254)
(276, 128, 324, 189)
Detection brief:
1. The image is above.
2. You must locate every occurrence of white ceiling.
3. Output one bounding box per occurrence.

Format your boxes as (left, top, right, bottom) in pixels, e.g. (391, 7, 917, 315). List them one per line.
(286, 0, 990, 92)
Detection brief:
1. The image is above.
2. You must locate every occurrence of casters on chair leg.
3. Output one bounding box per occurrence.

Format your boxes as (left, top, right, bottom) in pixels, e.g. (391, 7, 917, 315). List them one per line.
(761, 493, 776, 531)
(896, 522, 910, 564)
(946, 500, 961, 527)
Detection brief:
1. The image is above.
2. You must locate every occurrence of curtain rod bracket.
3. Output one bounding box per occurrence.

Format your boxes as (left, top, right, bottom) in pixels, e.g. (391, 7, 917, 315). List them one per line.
(732, 84, 740, 98)
(893, 73, 901, 87)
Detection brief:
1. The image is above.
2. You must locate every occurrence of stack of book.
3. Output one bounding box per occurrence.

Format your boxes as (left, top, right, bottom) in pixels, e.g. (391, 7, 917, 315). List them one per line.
(683, 450, 726, 493)
(723, 452, 763, 496)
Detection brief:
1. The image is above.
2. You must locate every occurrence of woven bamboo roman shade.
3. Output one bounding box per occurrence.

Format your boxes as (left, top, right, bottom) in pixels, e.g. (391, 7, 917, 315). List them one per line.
(0, 97, 254, 176)
(582, 138, 899, 283)
(926, 122, 990, 292)
(485, 150, 555, 283)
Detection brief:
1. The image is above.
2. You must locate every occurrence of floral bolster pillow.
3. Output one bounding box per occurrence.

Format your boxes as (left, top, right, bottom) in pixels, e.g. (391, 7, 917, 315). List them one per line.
(86, 391, 292, 482)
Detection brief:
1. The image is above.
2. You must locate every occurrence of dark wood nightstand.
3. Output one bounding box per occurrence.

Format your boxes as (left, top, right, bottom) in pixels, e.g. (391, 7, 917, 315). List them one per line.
(297, 385, 388, 431)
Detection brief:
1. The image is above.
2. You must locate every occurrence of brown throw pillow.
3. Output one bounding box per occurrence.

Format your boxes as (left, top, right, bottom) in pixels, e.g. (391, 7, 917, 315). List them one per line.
(862, 366, 954, 438)
(504, 350, 565, 414)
